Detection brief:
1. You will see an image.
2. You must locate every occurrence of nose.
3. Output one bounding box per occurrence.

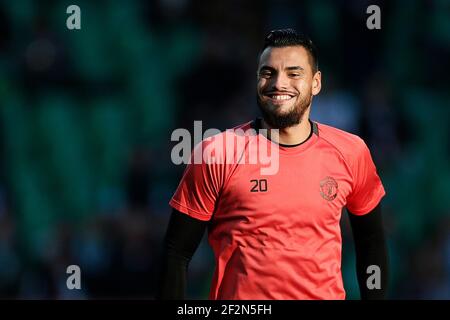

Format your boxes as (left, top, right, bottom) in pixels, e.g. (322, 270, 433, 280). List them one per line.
(270, 73, 289, 90)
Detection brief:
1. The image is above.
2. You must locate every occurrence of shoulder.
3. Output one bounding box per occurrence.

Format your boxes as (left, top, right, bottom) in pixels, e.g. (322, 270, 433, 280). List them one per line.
(315, 121, 368, 163)
(199, 120, 254, 145)
(192, 120, 254, 161)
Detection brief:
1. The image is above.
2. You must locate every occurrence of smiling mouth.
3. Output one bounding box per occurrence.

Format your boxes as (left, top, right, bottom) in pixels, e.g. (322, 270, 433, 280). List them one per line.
(264, 93, 296, 102)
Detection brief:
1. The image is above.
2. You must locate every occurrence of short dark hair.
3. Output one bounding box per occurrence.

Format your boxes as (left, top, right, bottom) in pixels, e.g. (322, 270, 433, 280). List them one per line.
(260, 28, 319, 73)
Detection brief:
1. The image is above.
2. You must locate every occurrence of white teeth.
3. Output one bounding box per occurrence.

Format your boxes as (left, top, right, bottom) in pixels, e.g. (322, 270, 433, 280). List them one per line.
(271, 95, 292, 100)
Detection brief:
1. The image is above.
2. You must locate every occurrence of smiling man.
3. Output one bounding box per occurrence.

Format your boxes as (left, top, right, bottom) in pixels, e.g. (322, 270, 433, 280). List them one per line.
(157, 29, 388, 300)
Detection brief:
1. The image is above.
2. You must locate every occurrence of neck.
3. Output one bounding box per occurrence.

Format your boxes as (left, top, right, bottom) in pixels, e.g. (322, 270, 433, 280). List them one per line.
(261, 113, 312, 146)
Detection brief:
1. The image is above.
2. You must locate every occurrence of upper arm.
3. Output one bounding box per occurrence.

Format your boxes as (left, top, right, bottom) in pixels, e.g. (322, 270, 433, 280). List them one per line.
(164, 209, 209, 259)
(348, 203, 385, 241)
(346, 139, 385, 215)
(169, 138, 227, 221)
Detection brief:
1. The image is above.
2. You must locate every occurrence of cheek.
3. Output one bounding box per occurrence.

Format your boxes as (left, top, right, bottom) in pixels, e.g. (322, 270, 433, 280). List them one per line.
(257, 81, 269, 95)
(296, 81, 312, 95)
(257, 79, 266, 89)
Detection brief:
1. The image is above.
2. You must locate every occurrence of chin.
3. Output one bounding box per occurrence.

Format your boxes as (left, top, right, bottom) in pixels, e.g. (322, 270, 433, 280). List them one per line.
(272, 104, 295, 114)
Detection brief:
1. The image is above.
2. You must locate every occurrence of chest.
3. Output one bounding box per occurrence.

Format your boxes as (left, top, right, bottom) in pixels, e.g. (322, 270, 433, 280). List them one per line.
(216, 151, 353, 226)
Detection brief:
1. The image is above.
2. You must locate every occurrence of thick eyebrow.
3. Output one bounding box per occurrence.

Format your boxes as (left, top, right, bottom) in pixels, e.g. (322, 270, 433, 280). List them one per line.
(259, 65, 276, 72)
(258, 65, 305, 72)
(286, 66, 304, 72)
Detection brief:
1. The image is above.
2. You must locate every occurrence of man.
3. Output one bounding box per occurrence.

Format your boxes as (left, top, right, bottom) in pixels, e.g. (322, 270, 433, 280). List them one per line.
(157, 29, 388, 300)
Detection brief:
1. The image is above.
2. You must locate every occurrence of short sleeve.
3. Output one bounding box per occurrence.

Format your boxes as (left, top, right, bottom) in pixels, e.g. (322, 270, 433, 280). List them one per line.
(346, 139, 386, 215)
(169, 139, 225, 221)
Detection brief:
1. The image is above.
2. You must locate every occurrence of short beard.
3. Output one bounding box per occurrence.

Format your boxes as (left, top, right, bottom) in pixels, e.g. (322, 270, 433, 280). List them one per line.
(256, 93, 312, 129)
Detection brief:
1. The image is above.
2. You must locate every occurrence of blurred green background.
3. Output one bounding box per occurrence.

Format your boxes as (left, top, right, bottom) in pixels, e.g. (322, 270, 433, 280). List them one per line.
(0, 0, 449, 299)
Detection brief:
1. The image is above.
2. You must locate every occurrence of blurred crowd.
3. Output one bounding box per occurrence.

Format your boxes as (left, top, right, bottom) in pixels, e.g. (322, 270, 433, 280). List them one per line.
(0, 0, 449, 299)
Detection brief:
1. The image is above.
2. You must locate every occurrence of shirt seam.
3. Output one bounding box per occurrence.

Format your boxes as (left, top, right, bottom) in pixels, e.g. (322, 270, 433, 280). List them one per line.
(169, 198, 212, 218)
(315, 128, 357, 188)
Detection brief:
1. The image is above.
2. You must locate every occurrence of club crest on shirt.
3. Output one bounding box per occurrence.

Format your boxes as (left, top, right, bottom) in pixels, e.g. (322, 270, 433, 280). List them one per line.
(320, 176, 338, 201)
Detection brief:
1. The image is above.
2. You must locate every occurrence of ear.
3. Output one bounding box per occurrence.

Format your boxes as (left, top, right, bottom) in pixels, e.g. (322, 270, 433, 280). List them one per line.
(312, 71, 321, 96)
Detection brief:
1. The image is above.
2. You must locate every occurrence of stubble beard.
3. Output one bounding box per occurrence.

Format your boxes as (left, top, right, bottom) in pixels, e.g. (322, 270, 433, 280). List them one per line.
(256, 92, 312, 129)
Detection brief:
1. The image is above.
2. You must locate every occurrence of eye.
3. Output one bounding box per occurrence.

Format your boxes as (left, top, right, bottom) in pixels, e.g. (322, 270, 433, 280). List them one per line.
(289, 73, 301, 78)
(259, 71, 272, 78)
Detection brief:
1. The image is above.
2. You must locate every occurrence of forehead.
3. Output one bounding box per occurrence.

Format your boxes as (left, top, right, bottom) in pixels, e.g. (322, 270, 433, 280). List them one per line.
(258, 46, 311, 69)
